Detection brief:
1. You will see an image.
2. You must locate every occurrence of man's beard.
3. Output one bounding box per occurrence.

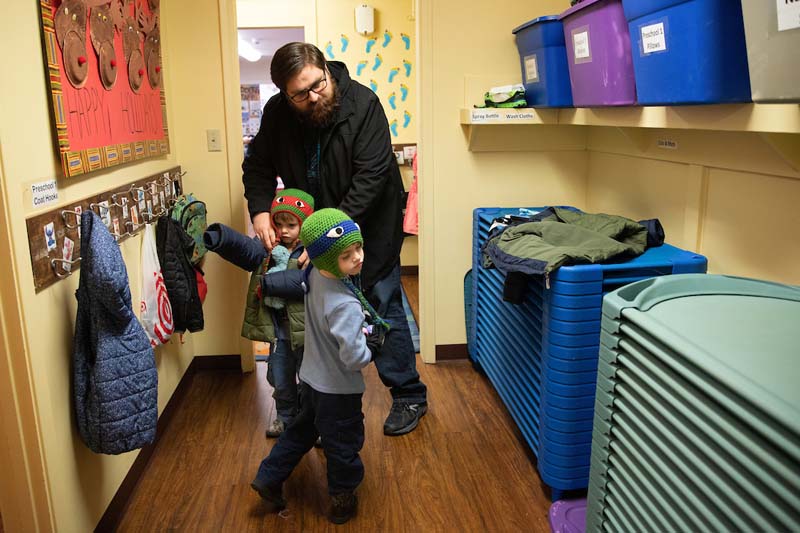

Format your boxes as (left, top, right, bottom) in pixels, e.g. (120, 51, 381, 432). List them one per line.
(296, 84, 338, 128)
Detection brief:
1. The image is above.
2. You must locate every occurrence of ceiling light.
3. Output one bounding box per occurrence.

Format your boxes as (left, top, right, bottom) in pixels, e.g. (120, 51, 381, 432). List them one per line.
(238, 37, 261, 62)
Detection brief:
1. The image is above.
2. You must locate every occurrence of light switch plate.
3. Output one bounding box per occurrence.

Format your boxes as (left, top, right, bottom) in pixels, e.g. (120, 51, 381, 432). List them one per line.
(206, 129, 222, 152)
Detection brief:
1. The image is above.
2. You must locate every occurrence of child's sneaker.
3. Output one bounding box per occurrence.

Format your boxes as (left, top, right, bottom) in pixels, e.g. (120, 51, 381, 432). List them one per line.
(250, 480, 286, 511)
(265, 419, 284, 438)
(328, 491, 358, 524)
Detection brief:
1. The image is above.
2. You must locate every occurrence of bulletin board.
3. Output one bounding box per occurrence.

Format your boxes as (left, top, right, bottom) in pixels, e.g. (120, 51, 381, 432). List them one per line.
(39, 0, 169, 178)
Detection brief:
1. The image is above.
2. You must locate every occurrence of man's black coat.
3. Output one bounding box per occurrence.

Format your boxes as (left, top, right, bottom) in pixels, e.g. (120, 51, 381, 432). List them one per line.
(242, 61, 405, 289)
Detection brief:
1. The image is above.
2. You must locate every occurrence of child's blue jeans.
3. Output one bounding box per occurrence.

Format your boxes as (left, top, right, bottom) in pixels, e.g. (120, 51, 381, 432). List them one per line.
(253, 382, 365, 495)
(267, 340, 303, 424)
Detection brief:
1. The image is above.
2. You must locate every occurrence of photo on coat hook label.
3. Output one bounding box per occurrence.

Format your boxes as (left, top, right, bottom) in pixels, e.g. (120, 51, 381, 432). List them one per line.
(44, 222, 57, 251)
(74, 205, 83, 238)
(99, 201, 111, 227)
(62, 237, 74, 272)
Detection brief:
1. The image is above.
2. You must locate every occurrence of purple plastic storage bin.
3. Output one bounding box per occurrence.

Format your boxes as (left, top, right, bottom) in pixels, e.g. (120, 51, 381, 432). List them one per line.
(549, 498, 587, 533)
(559, 0, 636, 107)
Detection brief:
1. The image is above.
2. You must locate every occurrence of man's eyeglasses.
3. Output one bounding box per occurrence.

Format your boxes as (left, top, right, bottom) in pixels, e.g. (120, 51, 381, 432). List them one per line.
(289, 76, 327, 103)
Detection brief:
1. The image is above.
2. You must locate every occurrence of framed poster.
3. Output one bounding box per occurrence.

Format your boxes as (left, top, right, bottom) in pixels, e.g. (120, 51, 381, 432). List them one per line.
(39, 0, 169, 178)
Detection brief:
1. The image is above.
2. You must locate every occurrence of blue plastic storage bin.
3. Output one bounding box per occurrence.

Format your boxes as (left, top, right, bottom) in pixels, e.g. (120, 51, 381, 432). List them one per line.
(512, 16, 573, 107)
(622, 0, 751, 105)
(471, 206, 708, 500)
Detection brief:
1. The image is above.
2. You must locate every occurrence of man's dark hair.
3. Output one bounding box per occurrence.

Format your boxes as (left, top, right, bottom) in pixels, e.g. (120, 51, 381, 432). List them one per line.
(270, 42, 327, 92)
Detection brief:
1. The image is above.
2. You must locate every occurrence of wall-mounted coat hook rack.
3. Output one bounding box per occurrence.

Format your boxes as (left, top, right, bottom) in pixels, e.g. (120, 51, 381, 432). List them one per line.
(26, 166, 184, 291)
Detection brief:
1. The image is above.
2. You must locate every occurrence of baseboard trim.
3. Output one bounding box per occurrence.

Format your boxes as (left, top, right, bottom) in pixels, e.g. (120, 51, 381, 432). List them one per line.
(192, 354, 242, 371)
(94, 354, 240, 532)
(400, 265, 419, 276)
(435, 343, 469, 361)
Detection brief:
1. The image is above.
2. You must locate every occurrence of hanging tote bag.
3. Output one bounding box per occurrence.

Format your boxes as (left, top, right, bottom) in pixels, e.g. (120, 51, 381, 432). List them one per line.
(403, 152, 419, 235)
(140, 223, 174, 346)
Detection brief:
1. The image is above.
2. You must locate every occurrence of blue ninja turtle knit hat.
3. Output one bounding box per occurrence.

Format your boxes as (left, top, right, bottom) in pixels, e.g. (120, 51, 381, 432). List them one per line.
(300, 208, 362, 278)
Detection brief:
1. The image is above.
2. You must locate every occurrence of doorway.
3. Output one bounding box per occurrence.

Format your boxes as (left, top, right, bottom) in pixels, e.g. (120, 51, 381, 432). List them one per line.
(238, 27, 304, 151)
(236, 26, 304, 362)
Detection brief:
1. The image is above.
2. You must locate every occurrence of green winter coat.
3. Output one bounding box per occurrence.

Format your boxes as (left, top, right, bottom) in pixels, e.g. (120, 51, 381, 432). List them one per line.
(483, 207, 648, 277)
(241, 258, 305, 350)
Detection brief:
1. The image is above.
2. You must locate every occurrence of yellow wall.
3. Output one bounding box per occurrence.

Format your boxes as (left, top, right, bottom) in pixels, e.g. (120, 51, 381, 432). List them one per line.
(0, 0, 245, 530)
(317, 0, 420, 266)
(418, 1, 588, 359)
(586, 130, 800, 284)
(236, 0, 317, 35)
(317, 1, 417, 146)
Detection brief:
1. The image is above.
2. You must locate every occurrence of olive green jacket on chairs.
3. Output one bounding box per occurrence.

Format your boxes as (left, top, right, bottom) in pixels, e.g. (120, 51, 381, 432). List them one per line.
(241, 257, 306, 351)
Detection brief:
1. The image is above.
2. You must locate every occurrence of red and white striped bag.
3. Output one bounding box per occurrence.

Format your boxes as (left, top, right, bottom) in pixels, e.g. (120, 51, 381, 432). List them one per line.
(140, 224, 173, 346)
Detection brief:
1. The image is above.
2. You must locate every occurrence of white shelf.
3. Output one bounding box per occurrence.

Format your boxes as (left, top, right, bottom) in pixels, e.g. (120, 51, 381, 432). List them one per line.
(460, 105, 800, 171)
(460, 104, 800, 134)
(459, 108, 559, 125)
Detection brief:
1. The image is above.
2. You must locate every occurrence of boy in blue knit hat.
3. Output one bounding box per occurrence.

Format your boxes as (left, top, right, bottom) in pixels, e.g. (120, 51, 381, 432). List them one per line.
(250, 208, 385, 525)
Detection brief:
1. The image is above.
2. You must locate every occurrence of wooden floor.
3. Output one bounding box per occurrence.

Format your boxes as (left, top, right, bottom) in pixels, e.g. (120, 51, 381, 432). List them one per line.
(117, 277, 553, 532)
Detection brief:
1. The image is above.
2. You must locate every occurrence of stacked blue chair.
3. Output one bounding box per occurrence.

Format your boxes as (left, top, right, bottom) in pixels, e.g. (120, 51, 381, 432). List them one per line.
(471, 206, 707, 500)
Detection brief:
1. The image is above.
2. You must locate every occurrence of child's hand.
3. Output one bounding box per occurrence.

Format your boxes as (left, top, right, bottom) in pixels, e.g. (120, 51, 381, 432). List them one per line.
(365, 326, 385, 360)
(298, 249, 310, 268)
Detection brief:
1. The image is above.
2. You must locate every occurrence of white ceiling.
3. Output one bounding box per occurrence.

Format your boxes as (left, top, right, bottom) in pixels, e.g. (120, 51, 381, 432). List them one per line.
(237, 27, 305, 57)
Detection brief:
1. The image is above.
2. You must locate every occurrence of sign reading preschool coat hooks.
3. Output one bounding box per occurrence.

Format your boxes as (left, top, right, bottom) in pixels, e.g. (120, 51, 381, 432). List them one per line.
(38, 0, 170, 178)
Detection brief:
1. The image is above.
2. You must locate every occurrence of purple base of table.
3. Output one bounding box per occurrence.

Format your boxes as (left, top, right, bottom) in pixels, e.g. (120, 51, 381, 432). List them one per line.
(548, 498, 587, 533)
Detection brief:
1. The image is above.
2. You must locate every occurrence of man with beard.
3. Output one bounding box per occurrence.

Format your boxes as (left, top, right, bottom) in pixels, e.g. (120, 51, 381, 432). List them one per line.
(242, 42, 427, 437)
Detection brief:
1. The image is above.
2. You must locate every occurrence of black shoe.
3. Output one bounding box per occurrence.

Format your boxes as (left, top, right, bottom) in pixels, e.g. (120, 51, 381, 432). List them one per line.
(265, 419, 285, 438)
(383, 402, 428, 436)
(329, 491, 358, 524)
(250, 480, 286, 511)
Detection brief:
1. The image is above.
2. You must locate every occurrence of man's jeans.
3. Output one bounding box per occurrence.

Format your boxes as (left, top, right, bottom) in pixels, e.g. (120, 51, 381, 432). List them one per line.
(267, 340, 303, 423)
(254, 382, 365, 495)
(364, 263, 427, 404)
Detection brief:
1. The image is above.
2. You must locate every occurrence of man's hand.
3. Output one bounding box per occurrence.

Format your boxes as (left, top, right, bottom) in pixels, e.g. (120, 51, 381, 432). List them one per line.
(252, 212, 276, 251)
(297, 249, 310, 268)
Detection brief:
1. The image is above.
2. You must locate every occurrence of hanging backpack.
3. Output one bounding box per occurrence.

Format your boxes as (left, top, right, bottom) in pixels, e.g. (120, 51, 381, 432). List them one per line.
(171, 193, 208, 265)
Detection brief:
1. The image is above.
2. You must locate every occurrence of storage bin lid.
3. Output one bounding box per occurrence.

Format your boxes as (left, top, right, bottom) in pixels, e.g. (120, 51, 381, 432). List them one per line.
(604, 274, 800, 434)
(512, 15, 559, 34)
(558, 0, 608, 20)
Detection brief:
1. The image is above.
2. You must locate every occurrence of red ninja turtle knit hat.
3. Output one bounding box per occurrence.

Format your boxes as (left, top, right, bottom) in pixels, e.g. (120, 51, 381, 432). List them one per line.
(270, 188, 315, 225)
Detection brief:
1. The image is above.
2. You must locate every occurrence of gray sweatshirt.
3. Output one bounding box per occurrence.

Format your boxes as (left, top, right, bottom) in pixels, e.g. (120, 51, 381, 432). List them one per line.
(299, 268, 371, 394)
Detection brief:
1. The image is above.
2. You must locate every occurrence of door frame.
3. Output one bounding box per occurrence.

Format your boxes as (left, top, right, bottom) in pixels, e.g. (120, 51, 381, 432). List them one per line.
(0, 146, 54, 531)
